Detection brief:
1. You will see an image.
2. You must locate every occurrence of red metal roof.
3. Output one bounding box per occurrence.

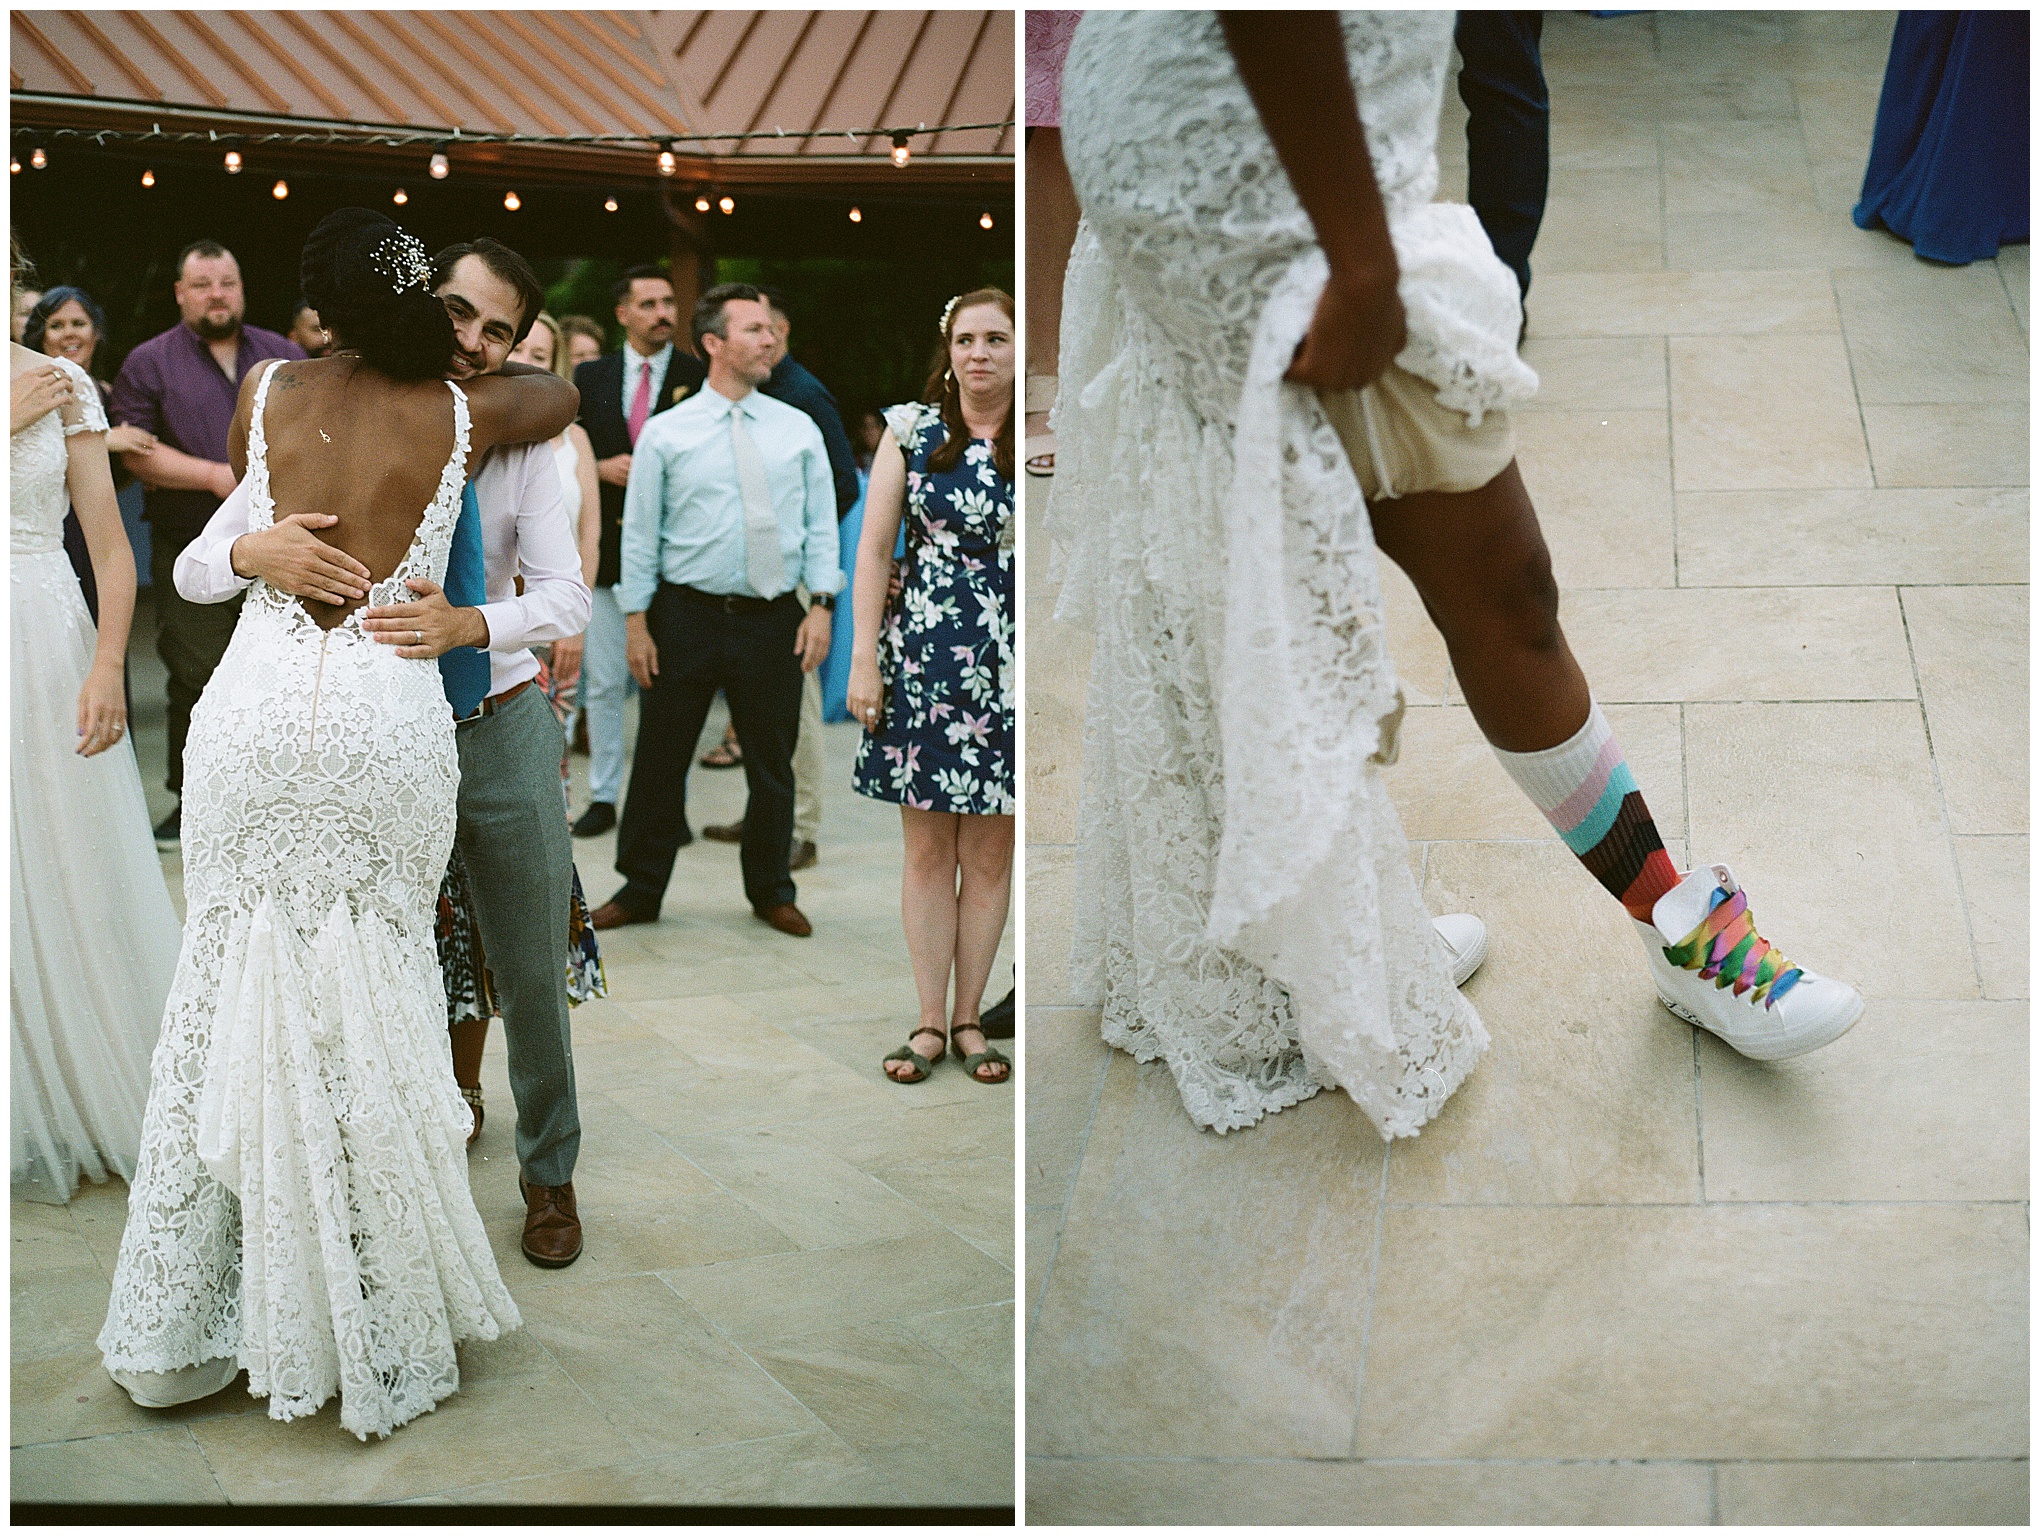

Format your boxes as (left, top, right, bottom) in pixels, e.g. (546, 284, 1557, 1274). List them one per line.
(10, 10, 1014, 158)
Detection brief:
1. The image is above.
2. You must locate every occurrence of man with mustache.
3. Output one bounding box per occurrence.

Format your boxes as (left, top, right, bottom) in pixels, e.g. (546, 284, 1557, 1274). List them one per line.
(172, 238, 595, 1269)
(109, 240, 305, 847)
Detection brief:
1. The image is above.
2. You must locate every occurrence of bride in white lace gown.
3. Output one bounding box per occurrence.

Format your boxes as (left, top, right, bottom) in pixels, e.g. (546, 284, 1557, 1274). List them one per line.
(1051, 12, 1539, 1138)
(97, 210, 579, 1439)
(11, 340, 182, 1202)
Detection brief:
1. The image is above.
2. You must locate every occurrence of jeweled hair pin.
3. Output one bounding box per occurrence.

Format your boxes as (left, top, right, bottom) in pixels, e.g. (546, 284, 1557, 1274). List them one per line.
(368, 230, 432, 295)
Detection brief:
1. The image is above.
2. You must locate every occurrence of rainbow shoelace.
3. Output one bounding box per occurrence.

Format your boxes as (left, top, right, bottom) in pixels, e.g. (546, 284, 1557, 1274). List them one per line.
(1662, 884, 1804, 1010)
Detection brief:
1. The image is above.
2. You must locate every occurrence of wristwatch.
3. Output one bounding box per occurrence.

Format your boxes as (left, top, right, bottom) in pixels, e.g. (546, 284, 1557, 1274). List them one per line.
(809, 592, 835, 612)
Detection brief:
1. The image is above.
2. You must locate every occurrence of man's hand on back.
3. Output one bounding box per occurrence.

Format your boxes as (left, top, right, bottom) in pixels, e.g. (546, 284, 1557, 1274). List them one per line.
(596, 453, 633, 488)
(229, 513, 372, 604)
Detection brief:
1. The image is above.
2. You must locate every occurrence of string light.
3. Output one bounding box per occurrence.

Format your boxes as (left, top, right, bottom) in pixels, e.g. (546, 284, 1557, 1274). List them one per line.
(392, 187, 408, 206)
(718, 195, 734, 215)
(848, 205, 861, 223)
(890, 132, 911, 168)
(694, 194, 711, 213)
(9, 156, 20, 175)
(979, 211, 993, 229)
(429, 150, 449, 179)
(30, 147, 49, 170)
(503, 190, 521, 211)
(271, 178, 288, 199)
(657, 148, 676, 176)
(603, 195, 619, 212)
(140, 168, 156, 187)
(223, 149, 241, 173)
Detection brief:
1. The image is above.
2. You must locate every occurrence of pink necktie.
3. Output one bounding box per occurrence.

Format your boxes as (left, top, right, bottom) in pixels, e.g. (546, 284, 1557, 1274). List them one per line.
(627, 359, 651, 446)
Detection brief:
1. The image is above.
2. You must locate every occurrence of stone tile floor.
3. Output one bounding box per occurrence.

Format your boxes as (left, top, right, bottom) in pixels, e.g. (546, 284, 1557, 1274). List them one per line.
(1025, 11, 2026, 1526)
(14, 622, 1014, 1507)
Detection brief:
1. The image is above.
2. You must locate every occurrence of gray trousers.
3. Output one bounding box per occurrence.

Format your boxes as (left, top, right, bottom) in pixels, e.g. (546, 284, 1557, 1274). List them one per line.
(456, 685, 580, 1186)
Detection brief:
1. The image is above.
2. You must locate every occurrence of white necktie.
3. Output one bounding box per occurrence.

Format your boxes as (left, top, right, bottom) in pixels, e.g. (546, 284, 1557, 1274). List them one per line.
(729, 404, 785, 598)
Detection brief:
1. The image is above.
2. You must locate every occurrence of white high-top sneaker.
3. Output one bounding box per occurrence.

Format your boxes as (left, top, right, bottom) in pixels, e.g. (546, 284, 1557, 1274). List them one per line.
(1635, 864, 1862, 1060)
(1432, 913, 1489, 988)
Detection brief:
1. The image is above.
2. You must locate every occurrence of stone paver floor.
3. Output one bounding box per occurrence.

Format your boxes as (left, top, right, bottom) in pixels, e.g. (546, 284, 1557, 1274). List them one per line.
(1025, 11, 2026, 1526)
(14, 625, 1014, 1507)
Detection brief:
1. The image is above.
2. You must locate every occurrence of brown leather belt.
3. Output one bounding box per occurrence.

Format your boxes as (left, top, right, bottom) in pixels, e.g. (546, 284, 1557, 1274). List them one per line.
(455, 677, 535, 724)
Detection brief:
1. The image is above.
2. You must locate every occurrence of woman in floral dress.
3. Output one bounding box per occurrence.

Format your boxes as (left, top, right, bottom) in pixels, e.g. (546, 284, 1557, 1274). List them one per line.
(847, 290, 1015, 1085)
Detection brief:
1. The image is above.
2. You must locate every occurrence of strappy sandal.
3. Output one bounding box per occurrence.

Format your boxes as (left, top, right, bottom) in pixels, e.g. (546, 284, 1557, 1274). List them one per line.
(883, 1026, 948, 1084)
(461, 1084, 484, 1146)
(949, 1023, 1012, 1085)
(699, 726, 743, 769)
(1025, 374, 1058, 478)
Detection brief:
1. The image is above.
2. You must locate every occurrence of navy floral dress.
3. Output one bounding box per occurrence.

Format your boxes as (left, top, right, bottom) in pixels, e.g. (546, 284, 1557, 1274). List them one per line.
(851, 401, 1014, 814)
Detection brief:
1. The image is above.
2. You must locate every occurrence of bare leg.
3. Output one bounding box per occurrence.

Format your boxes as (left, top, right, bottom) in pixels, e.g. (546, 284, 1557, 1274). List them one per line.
(449, 1016, 488, 1088)
(950, 813, 1014, 1081)
(1366, 460, 1591, 753)
(1026, 126, 1083, 458)
(888, 806, 961, 1080)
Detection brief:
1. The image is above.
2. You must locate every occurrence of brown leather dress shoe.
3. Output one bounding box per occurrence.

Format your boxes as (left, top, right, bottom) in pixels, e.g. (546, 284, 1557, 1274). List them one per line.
(703, 819, 745, 843)
(788, 839, 818, 872)
(519, 1176, 583, 1268)
(754, 902, 812, 937)
(589, 899, 653, 930)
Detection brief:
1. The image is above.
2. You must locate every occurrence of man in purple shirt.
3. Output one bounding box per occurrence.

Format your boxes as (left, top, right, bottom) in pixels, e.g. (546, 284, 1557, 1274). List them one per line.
(110, 239, 303, 845)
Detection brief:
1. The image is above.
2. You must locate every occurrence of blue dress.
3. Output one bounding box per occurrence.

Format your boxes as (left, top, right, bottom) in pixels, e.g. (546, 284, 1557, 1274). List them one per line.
(850, 402, 1014, 815)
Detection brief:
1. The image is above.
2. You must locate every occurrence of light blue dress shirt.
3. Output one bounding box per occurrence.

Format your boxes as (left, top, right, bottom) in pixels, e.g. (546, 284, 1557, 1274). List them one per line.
(618, 384, 843, 613)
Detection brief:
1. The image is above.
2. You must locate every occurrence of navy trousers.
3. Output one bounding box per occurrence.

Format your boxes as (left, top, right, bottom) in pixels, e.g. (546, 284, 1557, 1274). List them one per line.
(1455, 11, 1550, 301)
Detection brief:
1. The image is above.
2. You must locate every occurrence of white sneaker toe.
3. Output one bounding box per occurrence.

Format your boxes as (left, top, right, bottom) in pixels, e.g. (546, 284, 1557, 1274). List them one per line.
(1432, 913, 1489, 988)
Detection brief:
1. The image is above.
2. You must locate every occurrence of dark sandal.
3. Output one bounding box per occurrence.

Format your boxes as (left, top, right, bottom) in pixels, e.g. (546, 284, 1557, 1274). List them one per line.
(461, 1084, 484, 1146)
(699, 729, 743, 769)
(949, 1025, 1011, 1085)
(883, 1026, 948, 1084)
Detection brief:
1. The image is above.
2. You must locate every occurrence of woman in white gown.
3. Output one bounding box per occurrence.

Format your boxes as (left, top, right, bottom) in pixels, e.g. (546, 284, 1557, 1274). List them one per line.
(1052, 12, 1861, 1140)
(11, 326, 182, 1203)
(96, 209, 580, 1439)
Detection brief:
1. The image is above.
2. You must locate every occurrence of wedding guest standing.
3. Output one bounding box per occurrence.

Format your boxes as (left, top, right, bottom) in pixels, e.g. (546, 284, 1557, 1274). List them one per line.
(24, 285, 161, 621)
(558, 314, 606, 374)
(109, 239, 303, 846)
(848, 290, 1016, 1086)
(702, 286, 861, 870)
(592, 283, 839, 937)
(285, 297, 331, 357)
(570, 266, 703, 838)
(11, 282, 181, 1203)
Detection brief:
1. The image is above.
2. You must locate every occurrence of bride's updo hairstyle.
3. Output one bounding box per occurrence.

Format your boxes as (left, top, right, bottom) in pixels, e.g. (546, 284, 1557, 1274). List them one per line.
(299, 208, 455, 381)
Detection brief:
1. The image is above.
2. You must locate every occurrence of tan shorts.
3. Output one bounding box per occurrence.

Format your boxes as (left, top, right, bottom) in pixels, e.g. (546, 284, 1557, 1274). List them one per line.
(1319, 364, 1515, 503)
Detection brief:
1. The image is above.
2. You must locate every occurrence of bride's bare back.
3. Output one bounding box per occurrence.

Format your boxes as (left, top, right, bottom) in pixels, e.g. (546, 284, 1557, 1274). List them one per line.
(248, 358, 459, 630)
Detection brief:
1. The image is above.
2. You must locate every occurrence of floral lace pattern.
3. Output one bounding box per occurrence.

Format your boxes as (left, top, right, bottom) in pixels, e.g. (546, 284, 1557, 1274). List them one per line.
(98, 362, 520, 1439)
(1049, 11, 1505, 1137)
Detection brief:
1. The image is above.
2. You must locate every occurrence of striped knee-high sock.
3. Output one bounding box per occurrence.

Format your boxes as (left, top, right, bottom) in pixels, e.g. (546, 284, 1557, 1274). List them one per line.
(1492, 702, 1681, 922)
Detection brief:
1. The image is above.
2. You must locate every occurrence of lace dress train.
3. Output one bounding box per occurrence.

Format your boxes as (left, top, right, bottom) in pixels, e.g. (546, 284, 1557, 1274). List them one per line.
(97, 364, 519, 1439)
(1052, 12, 1538, 1137)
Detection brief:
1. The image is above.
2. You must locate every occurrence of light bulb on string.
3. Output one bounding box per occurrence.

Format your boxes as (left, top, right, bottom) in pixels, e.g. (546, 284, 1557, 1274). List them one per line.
(392, 187, 408, 206)
(10, 156, 21, 175)
(271, 179, 289, 200)
(979, 211, 993, 230)
(503, 190, 521, 211)
(30, 147, 49, 170)
(848, 205, 862, 223)
(694, 194, 711, 213)
(718, 195, 734, 215)
(223, 149, 241, 174)
(604, 195, 619, 213)
(141, 168, 156, 188)
(429, 151, 449, 180)
(890, 131, 911, 168)
(658, 149, 676, 176)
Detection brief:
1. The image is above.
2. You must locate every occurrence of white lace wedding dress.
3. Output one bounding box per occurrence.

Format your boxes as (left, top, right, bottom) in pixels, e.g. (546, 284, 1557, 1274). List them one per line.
(98, 362, 520, 1440)
(11, 354, 182, 1202)
(1051, 11, 1538, 1137)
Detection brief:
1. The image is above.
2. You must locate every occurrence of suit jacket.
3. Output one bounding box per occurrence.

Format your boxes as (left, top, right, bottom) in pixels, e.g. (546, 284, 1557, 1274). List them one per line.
(576, 346, 708, 588)
(760, 355, 861, 519)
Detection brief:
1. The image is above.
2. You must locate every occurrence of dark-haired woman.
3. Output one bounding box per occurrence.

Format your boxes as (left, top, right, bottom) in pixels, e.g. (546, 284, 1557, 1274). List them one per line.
(25, 286, 160, 620)
(98, 209, 579, 1440)
(848, 291, 1015, 1086)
